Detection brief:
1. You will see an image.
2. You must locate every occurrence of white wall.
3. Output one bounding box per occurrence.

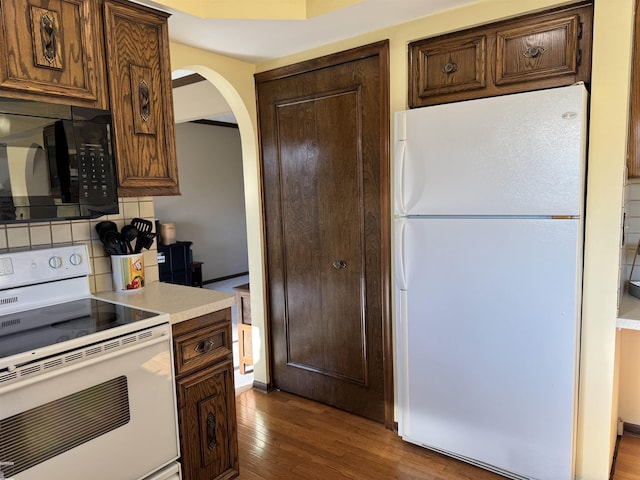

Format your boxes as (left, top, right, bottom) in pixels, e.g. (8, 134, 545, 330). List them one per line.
(154, 122, 248, 281)
(173, 80, 234, 123)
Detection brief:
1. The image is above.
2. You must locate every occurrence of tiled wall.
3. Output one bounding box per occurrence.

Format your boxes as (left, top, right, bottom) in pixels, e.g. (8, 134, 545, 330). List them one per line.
(0, 197, 159, 293)
(622, 182, 640, 291)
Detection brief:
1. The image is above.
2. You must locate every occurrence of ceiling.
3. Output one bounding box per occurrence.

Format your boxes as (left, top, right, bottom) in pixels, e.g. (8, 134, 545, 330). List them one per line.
(132, 0, 480, 63)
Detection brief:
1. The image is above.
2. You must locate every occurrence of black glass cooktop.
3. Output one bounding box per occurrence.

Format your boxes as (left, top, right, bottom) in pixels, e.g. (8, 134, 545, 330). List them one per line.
(0, 298, 160, 359)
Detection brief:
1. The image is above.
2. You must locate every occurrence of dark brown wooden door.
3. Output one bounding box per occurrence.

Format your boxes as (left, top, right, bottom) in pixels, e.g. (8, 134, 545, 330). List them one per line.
(256, 41, 391, 424)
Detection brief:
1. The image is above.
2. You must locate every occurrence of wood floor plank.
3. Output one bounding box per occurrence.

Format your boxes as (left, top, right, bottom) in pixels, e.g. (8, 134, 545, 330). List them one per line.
(612, 435, 640, 480)
(236, 389, 506, 480)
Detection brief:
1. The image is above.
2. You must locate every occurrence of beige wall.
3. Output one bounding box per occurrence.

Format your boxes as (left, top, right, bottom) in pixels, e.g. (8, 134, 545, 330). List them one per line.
(169, 0, 635, 478)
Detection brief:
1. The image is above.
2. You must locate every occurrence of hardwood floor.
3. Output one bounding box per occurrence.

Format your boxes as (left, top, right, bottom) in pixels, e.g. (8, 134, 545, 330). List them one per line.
(236, 389, 506, 480)
(614, 435, 640, 480)
(237, 390, 640, 479)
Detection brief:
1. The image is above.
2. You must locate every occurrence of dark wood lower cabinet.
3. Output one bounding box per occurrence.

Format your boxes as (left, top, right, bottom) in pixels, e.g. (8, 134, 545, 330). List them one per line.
(172, 309, 239, 480)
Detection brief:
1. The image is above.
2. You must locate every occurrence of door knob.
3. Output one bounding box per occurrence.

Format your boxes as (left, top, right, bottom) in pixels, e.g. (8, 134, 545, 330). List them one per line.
(332, 260, 347, 269)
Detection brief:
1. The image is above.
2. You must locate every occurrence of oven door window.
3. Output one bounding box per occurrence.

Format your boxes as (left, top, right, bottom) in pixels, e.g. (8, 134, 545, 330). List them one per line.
(0, 376, 130, 477)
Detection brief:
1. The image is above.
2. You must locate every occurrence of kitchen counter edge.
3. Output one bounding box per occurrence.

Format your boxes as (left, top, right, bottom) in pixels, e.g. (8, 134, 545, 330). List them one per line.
(95, 281, 235, 325)
(617, 293, 640, 330)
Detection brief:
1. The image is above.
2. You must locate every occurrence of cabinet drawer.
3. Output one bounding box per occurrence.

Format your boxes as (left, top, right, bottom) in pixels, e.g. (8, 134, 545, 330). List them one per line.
(173, 323, 232, 376)
(411, 35, 486, 99)
(495, 14, 581, 85)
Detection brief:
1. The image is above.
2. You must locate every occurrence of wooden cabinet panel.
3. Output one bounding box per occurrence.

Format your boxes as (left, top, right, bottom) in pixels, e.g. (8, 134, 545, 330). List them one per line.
(0, 0, 107, 107)
(103, 0, 179, 196)
(176, 360, 239, 480)
(411, 35, 486, 99)
(495, 15, 580, 85)
(172, 308, 239, 480)
(409, 1, 593, 107)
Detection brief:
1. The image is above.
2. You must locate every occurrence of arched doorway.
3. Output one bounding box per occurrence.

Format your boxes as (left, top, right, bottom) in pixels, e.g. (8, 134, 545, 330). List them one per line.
(160, 64, 268, 390)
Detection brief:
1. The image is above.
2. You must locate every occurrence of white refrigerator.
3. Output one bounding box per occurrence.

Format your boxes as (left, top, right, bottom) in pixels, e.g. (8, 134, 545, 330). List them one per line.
(394, 84, 588, 480)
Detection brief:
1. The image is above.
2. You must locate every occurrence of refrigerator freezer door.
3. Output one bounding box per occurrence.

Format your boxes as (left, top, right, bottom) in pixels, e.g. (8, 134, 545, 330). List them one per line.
(396, 84, 588, 217)
(395, 217, 581, 479)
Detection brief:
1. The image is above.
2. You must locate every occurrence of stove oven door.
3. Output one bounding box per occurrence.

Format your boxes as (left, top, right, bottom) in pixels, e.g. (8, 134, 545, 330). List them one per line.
(0, 323, 179, 480)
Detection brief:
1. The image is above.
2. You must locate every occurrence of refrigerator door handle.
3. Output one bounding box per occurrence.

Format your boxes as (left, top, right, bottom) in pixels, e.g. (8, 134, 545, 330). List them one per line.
(395, 218, 407, 290)
(394, 139, 407, 215)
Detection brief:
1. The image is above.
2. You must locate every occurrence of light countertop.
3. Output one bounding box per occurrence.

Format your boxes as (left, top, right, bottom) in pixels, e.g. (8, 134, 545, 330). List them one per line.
(96, 281, 235, 324)
(617, 293, 640, 330)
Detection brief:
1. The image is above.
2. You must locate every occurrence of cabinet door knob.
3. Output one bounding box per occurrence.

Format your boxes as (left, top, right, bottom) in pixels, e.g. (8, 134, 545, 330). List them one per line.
(332, 260, 347, 269)
(194, 339, 214, 354)
(441, 62, 459, 74)
(523, 45, 546, 58)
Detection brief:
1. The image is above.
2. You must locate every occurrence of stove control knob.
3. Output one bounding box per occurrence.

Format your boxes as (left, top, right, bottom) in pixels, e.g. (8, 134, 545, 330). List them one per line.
(69, 253, 83, 266)
(48, 256, 63, 269)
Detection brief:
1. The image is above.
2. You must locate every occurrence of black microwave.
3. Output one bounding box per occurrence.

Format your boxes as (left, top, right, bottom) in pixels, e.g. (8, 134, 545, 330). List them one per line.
(0, 98, 119, 223)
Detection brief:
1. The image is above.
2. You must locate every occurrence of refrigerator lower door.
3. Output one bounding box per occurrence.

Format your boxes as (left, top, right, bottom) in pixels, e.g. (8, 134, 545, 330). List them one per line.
(395, 217, 581, 480)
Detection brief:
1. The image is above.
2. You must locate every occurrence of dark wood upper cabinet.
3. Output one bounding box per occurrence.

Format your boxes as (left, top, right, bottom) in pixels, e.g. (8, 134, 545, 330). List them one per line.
(103, 0, 179, 196)
(409, 1, 593, 108)
(0, 0, 108, 107)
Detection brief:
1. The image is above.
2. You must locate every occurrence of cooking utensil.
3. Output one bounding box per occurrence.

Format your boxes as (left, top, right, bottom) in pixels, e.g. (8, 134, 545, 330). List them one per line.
(140, 232, 157, 251)
(95, 220, 118, 241)
(103, 230, 127, 255)
(131, 217, 153, 235)
(131, 218, 153, 253)
(121, 224, 139, 254)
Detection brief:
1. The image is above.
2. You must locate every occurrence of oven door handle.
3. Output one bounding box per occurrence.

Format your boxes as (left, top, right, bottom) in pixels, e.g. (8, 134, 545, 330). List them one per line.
(0, 332, 171, 395)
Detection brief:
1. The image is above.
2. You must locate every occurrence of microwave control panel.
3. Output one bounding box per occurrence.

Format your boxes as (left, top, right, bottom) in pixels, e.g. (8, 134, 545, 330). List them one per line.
(78, 142, 117, 204)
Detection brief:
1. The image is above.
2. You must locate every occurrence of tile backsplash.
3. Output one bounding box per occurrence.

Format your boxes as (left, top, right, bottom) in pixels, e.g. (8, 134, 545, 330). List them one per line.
(623, 183, 640, 287)
(0, 197, 159, 293)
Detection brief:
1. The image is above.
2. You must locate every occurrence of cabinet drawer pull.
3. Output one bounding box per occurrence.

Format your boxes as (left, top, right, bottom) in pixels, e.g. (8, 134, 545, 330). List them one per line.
(40, 14, 57, 63)
(441, 62, 458, 74)
(194, 339, 214, 354)
(523, 45, 545, 58)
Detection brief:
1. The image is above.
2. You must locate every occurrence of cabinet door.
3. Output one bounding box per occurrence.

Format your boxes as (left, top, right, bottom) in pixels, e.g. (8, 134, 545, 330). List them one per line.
(176, 360, 239, 480)
(495, 14, 581, 85)
(103, 0, 179, 196)
(0, 0, 107, 106)
(410, 34, 486, 101)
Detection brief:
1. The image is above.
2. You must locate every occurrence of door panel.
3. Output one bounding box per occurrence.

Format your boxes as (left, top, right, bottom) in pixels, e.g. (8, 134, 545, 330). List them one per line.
(279, 92, 365, 383)
(256, 42, 390, 423)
